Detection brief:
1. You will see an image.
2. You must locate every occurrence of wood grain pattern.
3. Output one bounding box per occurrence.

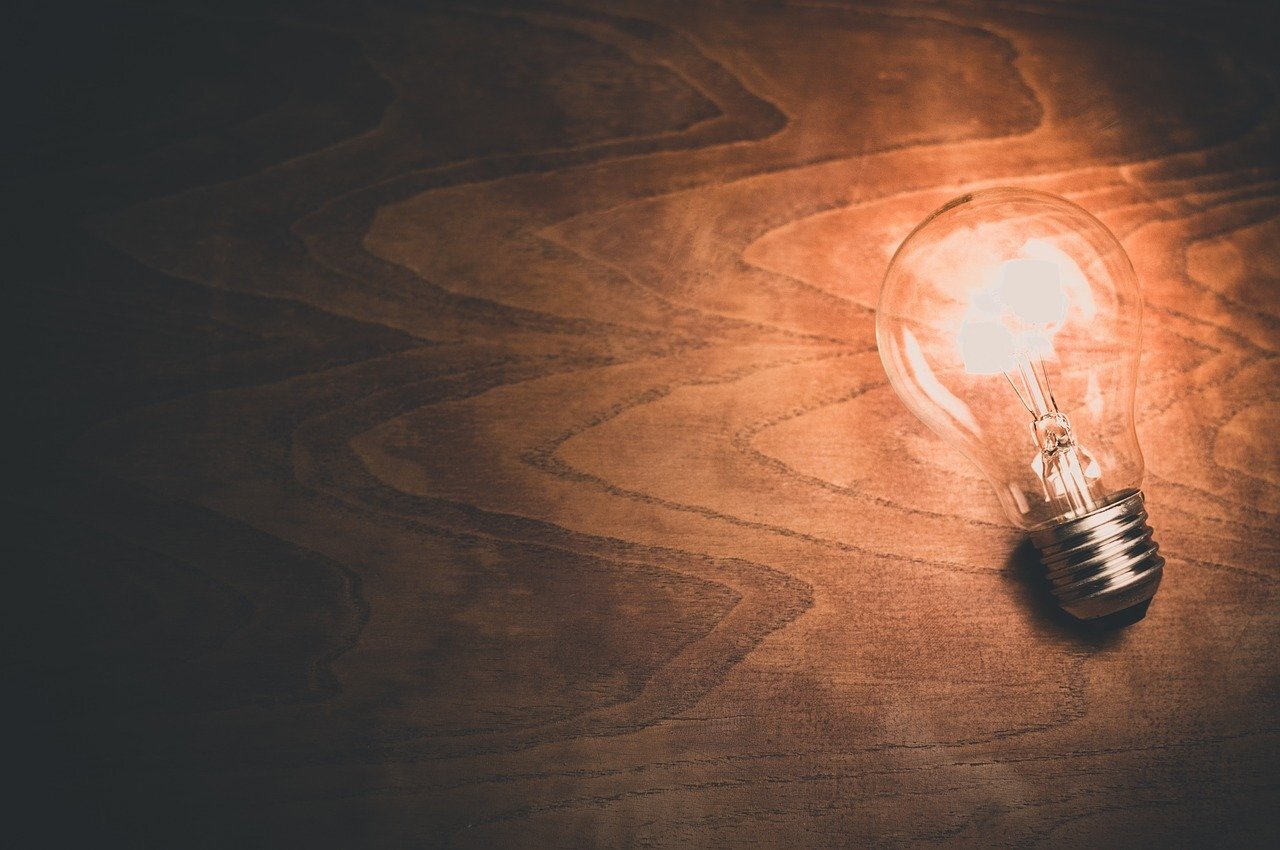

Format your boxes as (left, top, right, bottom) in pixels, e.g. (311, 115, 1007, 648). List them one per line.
(16, 1, 1279, 846)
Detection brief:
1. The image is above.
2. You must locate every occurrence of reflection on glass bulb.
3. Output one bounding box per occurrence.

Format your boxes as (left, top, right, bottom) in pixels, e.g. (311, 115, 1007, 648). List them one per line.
(877, 188, 1164, 622)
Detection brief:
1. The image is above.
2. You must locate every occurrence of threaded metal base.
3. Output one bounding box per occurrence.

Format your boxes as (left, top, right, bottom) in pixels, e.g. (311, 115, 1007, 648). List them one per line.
(1028, 488, 1164, 621)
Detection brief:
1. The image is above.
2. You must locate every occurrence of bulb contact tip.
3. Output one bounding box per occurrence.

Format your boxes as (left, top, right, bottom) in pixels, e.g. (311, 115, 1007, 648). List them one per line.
(1028, 488, 1164, 622)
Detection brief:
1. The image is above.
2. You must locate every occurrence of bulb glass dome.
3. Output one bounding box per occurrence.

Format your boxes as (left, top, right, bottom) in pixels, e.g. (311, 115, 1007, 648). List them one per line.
(877, 188, 1145, 530)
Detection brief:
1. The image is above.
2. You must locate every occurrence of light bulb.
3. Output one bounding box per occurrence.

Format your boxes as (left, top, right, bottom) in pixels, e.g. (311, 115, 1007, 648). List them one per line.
(876, 188, 1163, 622)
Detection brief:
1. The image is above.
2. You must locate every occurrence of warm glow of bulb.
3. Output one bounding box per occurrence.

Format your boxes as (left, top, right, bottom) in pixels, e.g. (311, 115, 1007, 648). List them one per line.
(877, 188, 1163, 620)
(1001, 258, 1068, 324)
(956, 240, 1086, 375)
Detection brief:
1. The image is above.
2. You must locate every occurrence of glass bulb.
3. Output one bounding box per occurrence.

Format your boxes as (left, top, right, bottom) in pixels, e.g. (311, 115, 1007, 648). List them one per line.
(876, 188, 1163, 622)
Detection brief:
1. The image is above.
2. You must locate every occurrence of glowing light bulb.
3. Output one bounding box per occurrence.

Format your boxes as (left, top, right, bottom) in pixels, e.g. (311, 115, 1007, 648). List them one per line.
(876, 188, 1163, 622)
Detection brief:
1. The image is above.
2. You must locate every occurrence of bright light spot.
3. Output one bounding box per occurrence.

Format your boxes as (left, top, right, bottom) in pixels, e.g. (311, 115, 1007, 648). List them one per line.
(1021, 238, 1095, 320)
(1085, 372, 1103, 418)
(956, 240, 1089, 375)
(1013, 329, 1055, 359)
(1008, 483, 1031, 515)
(999, 259, 1067, 325)
(958, 320, 1014, 374)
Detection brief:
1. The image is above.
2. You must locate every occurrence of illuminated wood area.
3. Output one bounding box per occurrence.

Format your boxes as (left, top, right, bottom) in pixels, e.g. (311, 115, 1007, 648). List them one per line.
(18, 1, 1279, 845)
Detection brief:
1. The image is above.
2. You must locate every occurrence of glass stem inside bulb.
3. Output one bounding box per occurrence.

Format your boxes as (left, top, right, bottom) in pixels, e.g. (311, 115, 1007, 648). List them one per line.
(1006, 351, 1103, 516)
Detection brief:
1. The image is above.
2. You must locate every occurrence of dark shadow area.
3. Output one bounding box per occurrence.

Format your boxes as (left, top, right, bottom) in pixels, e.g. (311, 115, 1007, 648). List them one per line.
(1004, 538, 1150, 646)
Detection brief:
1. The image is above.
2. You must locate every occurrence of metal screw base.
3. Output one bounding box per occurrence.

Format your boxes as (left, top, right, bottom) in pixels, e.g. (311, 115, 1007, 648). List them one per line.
(1028, 488, 1164, 621)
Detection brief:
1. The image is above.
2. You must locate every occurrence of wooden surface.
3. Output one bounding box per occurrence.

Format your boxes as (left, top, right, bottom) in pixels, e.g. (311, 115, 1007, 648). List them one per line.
(17, 1, 1280, 846)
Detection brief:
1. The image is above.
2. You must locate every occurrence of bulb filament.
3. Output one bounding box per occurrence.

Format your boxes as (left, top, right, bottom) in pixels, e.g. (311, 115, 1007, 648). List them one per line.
(1007, 350, 1102, 516)
(959, 251, 1105, 517)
